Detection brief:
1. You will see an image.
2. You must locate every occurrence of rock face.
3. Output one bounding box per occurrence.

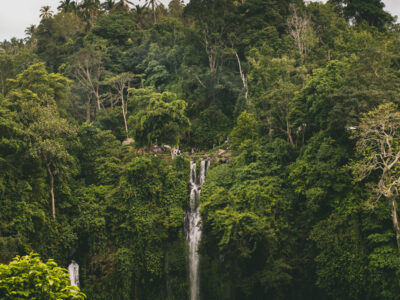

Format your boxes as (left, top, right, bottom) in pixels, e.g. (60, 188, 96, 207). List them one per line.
(149, 145, 164, 154)
(122, 138, 134, 146)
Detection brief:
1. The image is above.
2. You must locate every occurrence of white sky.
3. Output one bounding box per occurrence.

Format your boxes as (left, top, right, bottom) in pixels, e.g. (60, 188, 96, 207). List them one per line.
(0, 0, 399, 41)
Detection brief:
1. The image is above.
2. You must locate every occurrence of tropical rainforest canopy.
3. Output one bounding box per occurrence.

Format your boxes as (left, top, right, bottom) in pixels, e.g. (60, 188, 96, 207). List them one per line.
(1, 0, 400, 299)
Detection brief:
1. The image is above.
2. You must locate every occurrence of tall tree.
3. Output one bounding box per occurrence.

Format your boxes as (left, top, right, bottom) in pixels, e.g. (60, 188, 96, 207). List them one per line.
(146, 0, 160, 23)
(287, 4, 317, 57)
(352, 103, 400, 248)
(248, 55, 306, 145)
(114, 0, 134, 11)
(78, 0, 101, 27)
(101, 0, 116, 12)
(71, 45, 105, 120)
(57, 0, 77, 13)
(168, 0, 184, 18)
(104, 73, 135, 138)
(7, 63, 71, 117)
(35, 12, 84, 71)
(184, 0, 238, 83)
(129, 88, 190, 147)
(40, 6, 54, 19)
(329, 0, 394, 28)
(132, 4, 149, 29)
(5, 63, 75, 219)
(24, 25, 36, 40)
(28, 105, 78, 219)
(0, 52, 13, 97)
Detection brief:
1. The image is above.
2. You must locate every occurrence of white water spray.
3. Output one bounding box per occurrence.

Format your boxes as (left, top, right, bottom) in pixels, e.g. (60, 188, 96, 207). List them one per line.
(68, 260, 80, 287)
(185, 160, 209, 300)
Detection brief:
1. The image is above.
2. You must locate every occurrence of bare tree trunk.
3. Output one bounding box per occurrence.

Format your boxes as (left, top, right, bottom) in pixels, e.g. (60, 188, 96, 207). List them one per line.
(121, 95, 128, 138)
(391, 197, 400, 249)
(233, 49, 248, 103)
(46, 163, 55, 219)
(73, 52, 103, 114)
(86, 95, 91, 122)
(286, 115, 294, 146)
(95, 86, 101, 111)
(287, 4, 313, 57)
(267, 116, 274, 141)
(203, 35, 217, 74)
(1, 79, 5, 97)
(152, 1, 156, 23)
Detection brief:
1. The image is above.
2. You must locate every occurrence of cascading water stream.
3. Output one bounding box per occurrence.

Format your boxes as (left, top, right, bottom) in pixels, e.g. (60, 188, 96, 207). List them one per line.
(68, 260, 80, 287)
(185, 160, 209, 300)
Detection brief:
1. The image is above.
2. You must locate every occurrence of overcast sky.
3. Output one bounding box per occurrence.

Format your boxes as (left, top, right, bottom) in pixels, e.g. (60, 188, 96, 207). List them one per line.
(1, 0, 400, 41)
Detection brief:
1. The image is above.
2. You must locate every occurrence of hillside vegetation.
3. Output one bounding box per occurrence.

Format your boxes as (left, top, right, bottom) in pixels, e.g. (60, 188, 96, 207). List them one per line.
(1, 0, 400, 298)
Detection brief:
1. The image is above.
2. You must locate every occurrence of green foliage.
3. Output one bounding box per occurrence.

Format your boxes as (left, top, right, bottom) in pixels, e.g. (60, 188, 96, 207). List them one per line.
(191, 105, 231, 148)
(129, 88, 190, 146)
(0, 253, 85, 299)
(100, 155, 189, 299)
(35, 13, 85, 71)
(329, 0, 394, 29)
(230, 111, 258, 148)
(248, 52, 306, 144)
(2, 0, 400, 299)
(200, 139, 294, 299)
(8, 62, 71, 118)
(91, 11, 137, 45)
(0, 52, 14, 96)
(78, 124, 121, 185)
(291, 59, 348, 134)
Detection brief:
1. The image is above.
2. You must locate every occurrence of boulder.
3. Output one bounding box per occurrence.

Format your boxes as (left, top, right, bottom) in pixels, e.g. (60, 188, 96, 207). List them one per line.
(122, 138, 134, 146)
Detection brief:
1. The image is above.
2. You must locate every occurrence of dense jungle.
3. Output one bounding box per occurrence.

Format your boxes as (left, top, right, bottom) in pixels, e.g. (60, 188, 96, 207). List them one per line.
(1, 0, 400, 299)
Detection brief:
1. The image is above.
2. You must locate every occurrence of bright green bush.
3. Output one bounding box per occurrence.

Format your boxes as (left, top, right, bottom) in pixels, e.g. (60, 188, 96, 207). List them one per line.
(0, 253, 85, 299)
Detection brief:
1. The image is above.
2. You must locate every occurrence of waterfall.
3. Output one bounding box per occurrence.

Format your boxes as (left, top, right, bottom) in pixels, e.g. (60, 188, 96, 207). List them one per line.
(185, 160, 209, 300)
(68, 260, 80, 287)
